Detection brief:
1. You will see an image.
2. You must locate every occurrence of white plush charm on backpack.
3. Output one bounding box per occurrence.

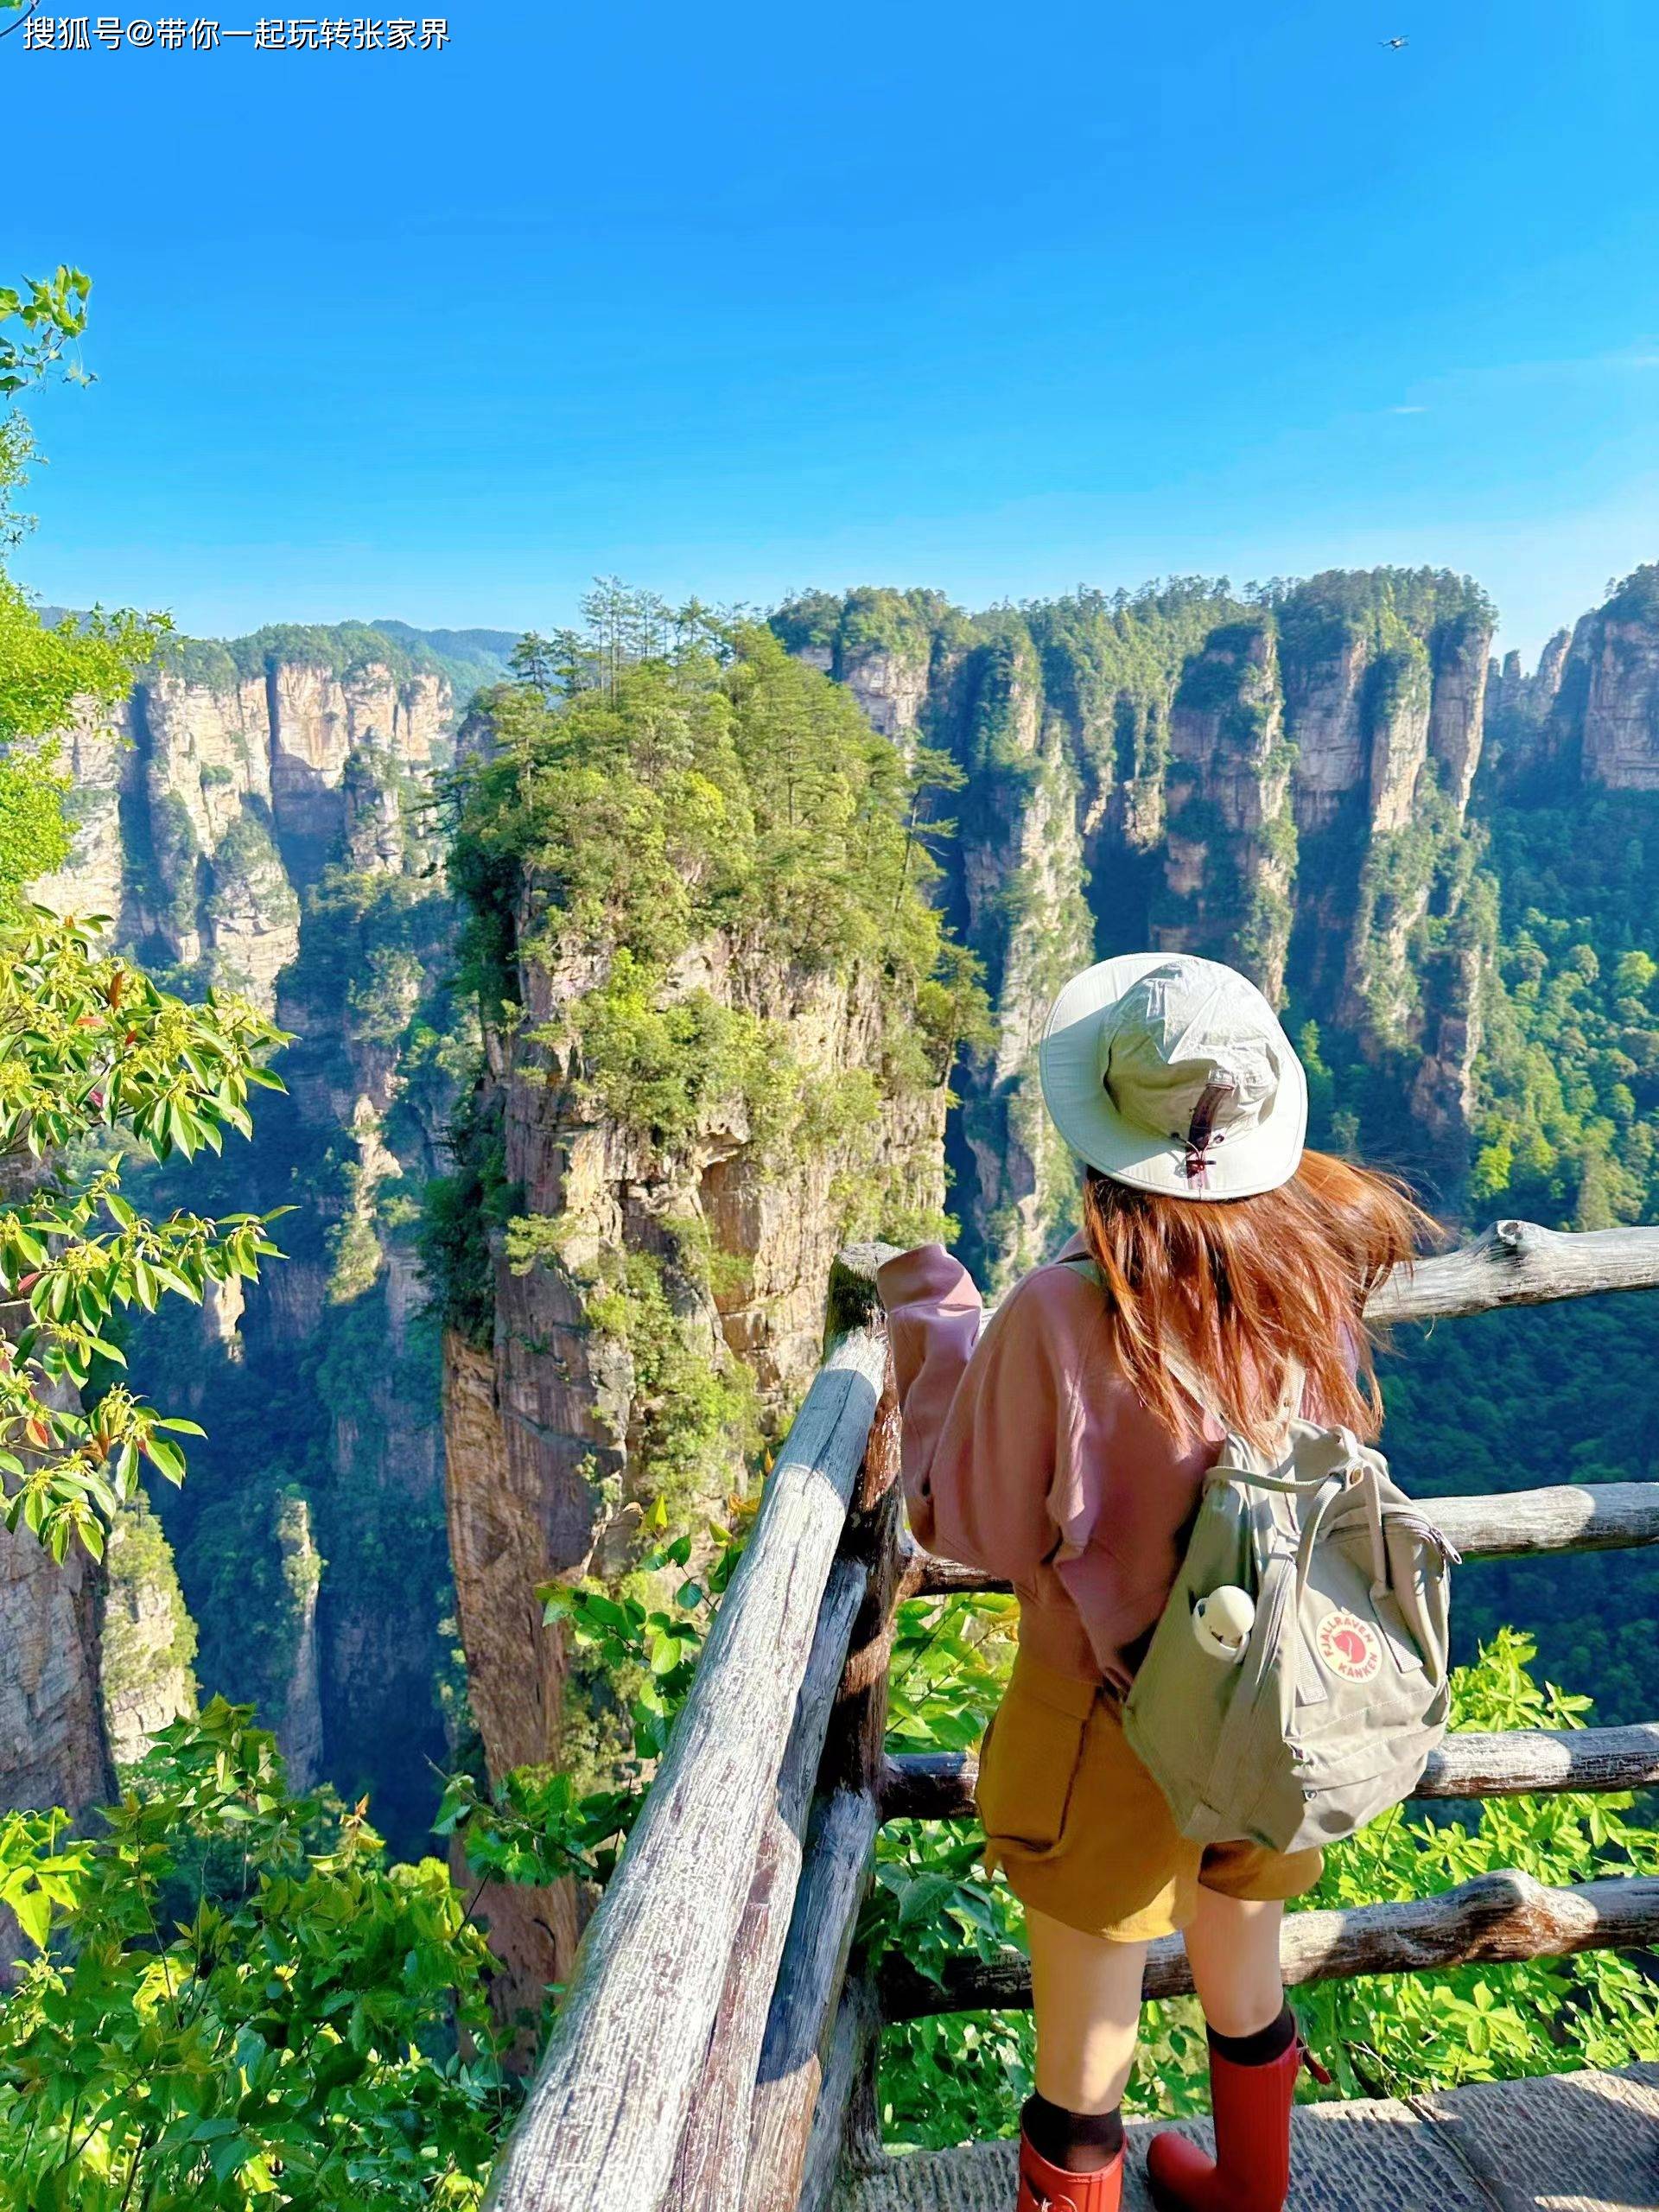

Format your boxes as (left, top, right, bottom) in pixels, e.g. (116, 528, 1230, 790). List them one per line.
(1192, 1585, 1255, 1662)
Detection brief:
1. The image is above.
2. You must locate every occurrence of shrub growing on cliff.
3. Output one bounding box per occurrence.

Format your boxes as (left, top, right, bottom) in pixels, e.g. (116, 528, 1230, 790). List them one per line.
(0, 1700, 515, 2208)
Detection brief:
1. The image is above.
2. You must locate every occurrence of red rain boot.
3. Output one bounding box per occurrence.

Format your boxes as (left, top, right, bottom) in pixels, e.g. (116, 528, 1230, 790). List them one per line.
(1144, 2036, 1302, 2212)
(1016, 2126, 1124, 2212)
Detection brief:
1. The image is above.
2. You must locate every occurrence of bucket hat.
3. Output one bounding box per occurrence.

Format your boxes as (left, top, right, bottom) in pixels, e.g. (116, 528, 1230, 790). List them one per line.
(1037, 953, 1306, 1200)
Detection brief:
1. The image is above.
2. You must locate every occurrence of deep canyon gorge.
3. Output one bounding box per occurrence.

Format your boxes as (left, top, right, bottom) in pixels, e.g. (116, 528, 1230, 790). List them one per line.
(7, 565, 1659, 2009)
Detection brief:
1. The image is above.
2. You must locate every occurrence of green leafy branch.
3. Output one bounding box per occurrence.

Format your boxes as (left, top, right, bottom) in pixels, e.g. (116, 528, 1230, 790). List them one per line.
(0, 910, 289, 1559)
(0, 265, 91, 395)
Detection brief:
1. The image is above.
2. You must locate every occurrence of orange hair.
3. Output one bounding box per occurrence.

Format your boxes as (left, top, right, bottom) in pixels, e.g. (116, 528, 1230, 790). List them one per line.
(1080, 1149, 1438, 1450)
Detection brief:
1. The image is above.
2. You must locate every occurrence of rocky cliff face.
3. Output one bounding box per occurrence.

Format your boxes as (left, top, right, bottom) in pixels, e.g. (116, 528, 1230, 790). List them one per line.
(443, 928, 946, 2000)
(778, 574, 1496, 1278)
(33, 646, 447, 1009)
(0, 1495, 111, 1815)
(0, 1482, 110, 1983)
(27, 626, 473, 1850)
(0, 1290, 114, 1828)
(100, 1503, 199, 1769)
(1484, 630, 1570, 787)
(1563, 596, 1659, 792)
(1485, 571, 1659, 795)
(435, 631, 953, 2014)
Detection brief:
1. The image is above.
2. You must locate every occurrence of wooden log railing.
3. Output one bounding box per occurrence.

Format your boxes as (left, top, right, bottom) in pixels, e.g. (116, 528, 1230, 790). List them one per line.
(876, 1872, 1659, 2020)
(486, 1286, 890, 2212)
(484, 1223, 1659, 2211)
(878, 1721, 1659, 1823)
(906, 1481, 1659, 1599)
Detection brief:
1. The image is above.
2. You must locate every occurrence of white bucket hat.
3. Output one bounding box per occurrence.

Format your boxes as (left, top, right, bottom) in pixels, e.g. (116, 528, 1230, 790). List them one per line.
(1038, 953, 1307, 1200)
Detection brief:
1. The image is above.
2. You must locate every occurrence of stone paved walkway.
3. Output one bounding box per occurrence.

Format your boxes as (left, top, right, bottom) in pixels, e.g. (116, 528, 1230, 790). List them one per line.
(838, 2062, 1659, 2211)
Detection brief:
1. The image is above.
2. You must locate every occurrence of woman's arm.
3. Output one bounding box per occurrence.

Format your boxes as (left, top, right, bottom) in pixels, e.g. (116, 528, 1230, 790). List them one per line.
(877, 1245, 1099, 1581)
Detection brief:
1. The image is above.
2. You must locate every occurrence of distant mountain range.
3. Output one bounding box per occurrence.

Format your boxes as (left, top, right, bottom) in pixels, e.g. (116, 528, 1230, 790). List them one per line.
(32, 609, 520, 712)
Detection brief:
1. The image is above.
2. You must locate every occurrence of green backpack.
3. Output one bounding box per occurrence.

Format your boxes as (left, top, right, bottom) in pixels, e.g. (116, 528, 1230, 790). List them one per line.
(1066, 1257, 1459, 1853)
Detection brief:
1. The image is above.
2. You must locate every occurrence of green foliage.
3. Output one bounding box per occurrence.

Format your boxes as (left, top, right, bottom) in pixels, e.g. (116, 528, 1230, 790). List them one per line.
(436, 1527, 741, 1887)
(567, 953, 791, 1153)
(569, 1245, 759, 1525)
(868, 1628, 1659, 2152)
(0, 264, 169, 916)
(1471, 787, 1659, 1224)
(0, 1701, 515, 2209)
(0, 912, 287, 1560)
(0, 588, 169, 920)
(0, 265, 91, 397)
(0, 588, 164, 758)
(0, 719, 72, 911)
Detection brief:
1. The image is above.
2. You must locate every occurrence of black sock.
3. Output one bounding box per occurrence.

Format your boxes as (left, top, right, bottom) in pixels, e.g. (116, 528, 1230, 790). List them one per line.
(1020, 2091, 1124, 2173)
(1208, 2000, 1297, 2067)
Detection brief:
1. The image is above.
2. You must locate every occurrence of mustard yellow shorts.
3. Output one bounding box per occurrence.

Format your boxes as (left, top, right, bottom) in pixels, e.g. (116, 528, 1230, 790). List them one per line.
(974, 1648, 1325, 1942)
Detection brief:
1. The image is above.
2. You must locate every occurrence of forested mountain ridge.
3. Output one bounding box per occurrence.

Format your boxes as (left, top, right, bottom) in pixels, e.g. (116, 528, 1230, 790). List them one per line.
(774, 571, 1497, 1282)
(16, 566, 1659, 1878)
(779, 563, 1659, 1720)
(776, 565, 1659, 1274)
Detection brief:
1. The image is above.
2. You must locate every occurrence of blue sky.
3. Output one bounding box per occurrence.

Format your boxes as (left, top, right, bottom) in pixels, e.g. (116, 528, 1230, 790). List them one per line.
(6, 0, 1657, 658)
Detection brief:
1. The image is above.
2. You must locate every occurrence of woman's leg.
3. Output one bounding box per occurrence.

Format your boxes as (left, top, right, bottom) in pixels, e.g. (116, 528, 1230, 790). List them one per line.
(1180, 1890, 1285, 2037)
(1027, 1904, 1146, 2111)
(1018, 1905, 1140, 2202)
(1146, 1891, 1299, 2212)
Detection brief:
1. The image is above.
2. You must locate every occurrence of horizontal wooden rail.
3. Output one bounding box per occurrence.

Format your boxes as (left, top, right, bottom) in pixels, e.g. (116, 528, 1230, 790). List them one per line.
(880, 1870, 1659, 2020)
(878, 1721, 1659, 1823)
(906, 1479, 1659, 1598)
(1433, 1483, 1659, 1558)
(486, 1323, 887, 2212)
(1367, 1217, 1659, 1326)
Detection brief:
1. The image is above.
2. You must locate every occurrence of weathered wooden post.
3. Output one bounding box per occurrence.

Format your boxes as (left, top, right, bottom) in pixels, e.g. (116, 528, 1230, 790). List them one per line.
(484, 1318, 887, 2212)
(747, 1243, 903, 2212)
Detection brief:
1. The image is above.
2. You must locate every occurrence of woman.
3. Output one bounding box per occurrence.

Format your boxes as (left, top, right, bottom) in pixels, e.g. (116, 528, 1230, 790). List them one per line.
(877, 953, 1429, 2212)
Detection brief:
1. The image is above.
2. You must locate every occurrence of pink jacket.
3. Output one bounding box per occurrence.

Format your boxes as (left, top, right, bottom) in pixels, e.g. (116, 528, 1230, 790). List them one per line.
(876, 1234, 1226, 1693)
